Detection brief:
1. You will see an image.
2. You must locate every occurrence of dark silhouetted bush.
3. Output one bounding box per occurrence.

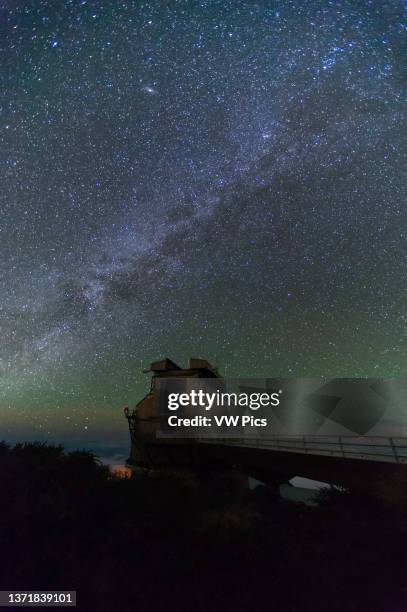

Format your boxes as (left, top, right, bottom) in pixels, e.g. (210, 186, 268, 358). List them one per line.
(0, 442, 406, 612)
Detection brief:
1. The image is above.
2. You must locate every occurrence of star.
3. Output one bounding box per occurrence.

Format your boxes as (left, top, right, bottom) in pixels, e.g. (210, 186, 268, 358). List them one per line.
(0, 0, 405, 448)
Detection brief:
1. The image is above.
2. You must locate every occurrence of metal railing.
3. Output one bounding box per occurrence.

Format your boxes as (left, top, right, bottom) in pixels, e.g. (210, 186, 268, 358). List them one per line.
(126, 411, 407, 466)
(200, 435, 407, 465)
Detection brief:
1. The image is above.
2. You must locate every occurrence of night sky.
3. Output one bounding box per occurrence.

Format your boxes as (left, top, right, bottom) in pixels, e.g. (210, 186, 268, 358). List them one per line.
(1, 0, 406, 441)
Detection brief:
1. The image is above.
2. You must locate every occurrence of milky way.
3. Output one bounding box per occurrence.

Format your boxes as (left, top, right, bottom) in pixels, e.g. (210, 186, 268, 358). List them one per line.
(0, 1, 406, 436)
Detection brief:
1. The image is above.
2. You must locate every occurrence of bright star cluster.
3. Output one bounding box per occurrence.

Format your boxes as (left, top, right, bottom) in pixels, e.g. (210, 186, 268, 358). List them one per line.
(0, 0, 406, 437)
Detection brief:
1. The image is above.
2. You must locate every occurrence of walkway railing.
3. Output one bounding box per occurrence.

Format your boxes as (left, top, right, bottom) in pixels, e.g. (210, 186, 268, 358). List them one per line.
(200, 435, 407, 464)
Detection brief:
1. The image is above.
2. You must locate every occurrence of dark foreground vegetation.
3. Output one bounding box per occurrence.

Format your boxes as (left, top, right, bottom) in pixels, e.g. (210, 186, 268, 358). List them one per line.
(1, 442, 406, 612)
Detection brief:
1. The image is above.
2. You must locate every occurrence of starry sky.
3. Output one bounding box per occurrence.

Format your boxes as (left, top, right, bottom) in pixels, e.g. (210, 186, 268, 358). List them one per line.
(0, 0, 406, 442)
